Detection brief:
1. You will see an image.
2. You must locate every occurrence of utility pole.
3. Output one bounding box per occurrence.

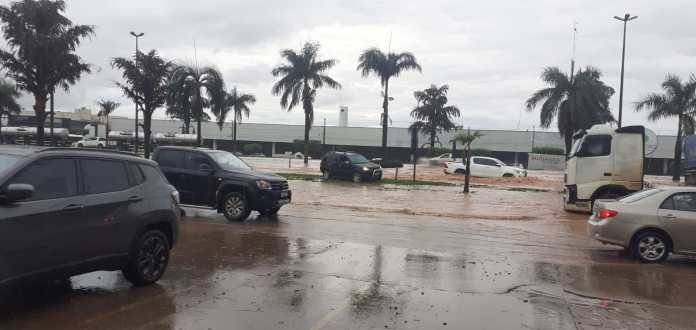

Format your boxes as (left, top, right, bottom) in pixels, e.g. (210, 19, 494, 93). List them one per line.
(570, 22, 578, 136)
(130, 31, 144, 154)
(614, 13, 638, 128)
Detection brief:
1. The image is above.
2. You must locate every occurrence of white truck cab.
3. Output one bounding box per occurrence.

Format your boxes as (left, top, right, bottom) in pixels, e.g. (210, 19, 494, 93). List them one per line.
(563, 125, 645, 213)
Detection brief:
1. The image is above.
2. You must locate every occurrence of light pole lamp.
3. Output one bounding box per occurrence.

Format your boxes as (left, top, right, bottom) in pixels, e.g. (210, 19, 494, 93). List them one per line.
(614, 14, 637, 128)
(130, 31, 144, 154)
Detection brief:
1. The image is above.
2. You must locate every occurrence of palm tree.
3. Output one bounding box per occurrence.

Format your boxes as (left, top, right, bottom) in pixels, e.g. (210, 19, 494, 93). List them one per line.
(168, 65, 226, 145)
(215, 87, 256, 152)
(0, 0, 93, 143)
(272, 42, 341, 165)
(635, 74, 696, 182)
(112, 50, 170, 158)
(357, 48, 422, 158)
(410, 84, 461, 156)
(97, 100, 120, 145)
(525, 66, 615, 154)
(454, 130, 483, 193)
(0, 79, 21, 144)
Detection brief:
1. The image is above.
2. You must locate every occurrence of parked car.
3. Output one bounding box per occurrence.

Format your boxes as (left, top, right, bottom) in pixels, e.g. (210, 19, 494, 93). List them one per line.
(588, 187, 696, 263)
(73, 136, 107, 148)
(152, 146, 291, 222)
(444, 156, 526, 177)
(429, 153, 455, 166)
(0, 146, 180, 287)
(320, 151, 383, 183)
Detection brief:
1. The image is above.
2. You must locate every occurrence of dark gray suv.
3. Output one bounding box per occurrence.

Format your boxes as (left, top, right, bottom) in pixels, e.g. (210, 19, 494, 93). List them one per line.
(0, 146, 180, 286)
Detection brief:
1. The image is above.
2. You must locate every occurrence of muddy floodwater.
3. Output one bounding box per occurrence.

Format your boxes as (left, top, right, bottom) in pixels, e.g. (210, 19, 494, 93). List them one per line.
(2, 180, 696, 329)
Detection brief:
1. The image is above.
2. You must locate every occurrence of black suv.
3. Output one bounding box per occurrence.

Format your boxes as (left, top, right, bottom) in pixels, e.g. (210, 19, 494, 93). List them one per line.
(320, 151, 383, 183)
(0, 146, 180, 287)
(152, 146, 291, 222)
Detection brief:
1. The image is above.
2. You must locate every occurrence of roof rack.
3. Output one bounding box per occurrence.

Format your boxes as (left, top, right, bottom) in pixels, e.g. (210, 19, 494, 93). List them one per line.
(37, 147, 138, 157)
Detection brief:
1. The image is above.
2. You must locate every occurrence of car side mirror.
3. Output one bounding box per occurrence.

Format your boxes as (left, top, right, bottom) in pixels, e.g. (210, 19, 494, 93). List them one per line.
(343, 160, 350, 165)
(199, 163, 212, 172)
(3, 184, 34, 203)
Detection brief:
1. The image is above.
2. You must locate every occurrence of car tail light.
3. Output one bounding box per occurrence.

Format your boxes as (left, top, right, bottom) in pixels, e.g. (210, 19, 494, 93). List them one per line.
(598, 209, 618, 219)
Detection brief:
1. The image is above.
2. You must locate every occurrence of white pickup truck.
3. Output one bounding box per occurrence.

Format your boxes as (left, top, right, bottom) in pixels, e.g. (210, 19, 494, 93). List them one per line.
(444, 156, 527, 178)
(73, 136, 107, 148)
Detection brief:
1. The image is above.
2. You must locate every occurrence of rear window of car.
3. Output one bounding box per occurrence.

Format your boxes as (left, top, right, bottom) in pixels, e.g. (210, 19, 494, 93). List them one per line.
(0, 154, 21, 176)
(140, 164, 168, 183)
(620, 189, 661, 203)
(127, 163, 145, 186)
(81, 159, 130, 194)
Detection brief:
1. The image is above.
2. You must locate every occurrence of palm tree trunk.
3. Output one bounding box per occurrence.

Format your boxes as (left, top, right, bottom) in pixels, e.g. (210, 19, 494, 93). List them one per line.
(34, 93, 48, 145)
(0, 111, 3, 144)
(673, 115, 684, 182)
(233, 118, 237, 152)
(464, 144, 472, 193)
(197, 117, 202, 146)
(430, 129, 436, 157)
(143, 111, 152, 159)
(381, 79, 390, 160)
(105, 115, 110, 145)
(50, 91, 55, 146)
(303, 112, 310, 166)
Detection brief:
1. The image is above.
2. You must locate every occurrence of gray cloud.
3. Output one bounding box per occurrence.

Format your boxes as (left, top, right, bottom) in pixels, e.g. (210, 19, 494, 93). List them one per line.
(3, 0, 696, 136)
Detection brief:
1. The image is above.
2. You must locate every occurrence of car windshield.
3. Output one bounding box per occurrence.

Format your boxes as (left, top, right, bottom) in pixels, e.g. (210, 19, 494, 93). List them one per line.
(0, 154, 20, 176)
(620, 189, 661, 203)
(208, 151, 251, 171)
(348, 154, 369, 164)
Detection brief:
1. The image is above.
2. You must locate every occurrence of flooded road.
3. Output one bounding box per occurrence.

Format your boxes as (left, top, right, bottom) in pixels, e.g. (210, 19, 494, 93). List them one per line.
(2, 181, 696, 329)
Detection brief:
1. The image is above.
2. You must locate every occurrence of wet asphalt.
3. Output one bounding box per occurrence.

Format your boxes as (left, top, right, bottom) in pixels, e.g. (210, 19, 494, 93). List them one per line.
(2, 181, 696, 329)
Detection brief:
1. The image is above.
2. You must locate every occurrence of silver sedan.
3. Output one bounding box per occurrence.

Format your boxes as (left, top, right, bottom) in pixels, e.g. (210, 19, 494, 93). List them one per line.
(588, 186, 696, 263)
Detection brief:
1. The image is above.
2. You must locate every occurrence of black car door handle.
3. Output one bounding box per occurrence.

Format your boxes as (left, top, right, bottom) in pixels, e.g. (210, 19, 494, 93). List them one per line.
(128, 196, 143, 202)
(63, 204, 84, 211)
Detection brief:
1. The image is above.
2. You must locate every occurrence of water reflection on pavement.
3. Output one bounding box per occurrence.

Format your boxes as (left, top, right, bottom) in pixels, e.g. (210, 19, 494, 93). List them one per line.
(1, 181, 696, 329)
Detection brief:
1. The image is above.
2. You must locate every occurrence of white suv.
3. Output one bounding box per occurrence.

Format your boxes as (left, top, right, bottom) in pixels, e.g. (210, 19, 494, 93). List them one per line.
(74, 137, 106, 148)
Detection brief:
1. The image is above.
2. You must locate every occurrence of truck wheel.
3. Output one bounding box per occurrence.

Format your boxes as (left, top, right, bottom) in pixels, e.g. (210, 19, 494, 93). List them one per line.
(122, 230, 170, 286)
(222, 192, 251, 222)
(631, 231, 670, 263)
(259, 207, 280, 217)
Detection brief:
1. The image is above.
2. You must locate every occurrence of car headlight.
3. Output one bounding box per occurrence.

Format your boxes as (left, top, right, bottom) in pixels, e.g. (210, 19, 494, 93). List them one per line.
(256, 180, 272, 190)
(362, 166, 370, 172)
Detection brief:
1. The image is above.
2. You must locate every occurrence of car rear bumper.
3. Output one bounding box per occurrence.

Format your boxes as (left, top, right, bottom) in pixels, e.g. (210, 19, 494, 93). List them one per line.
(587, 216, 633, 248)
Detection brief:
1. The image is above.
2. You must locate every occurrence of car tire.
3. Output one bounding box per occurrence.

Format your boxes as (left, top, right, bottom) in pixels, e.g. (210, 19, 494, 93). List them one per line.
(454, 169, 466, 175)
(77, 143, 83, 148)
(322, 170, 331, 180)
(352, 173, 362, 183)
(97, 144, 104, 149)
(631, 231, 670, 263)
(221, 191, 251, 222)
(259, 207, 280, 217)
(503, 173, 514, 178)
(122, 230, 170, 286)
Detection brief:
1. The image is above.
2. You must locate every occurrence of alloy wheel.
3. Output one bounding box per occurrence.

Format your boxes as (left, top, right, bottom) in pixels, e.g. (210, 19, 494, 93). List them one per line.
(137, 235, 168, 281)
(638, 236, 666, 261)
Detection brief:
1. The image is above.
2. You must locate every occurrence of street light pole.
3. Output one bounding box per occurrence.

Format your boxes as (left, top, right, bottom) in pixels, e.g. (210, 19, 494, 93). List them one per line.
(614, 13, 637, 128)
(130, 31, 144, 154)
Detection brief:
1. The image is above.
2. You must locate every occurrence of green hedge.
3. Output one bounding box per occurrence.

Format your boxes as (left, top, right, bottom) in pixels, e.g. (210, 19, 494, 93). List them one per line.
(532, 147, 565, 155)
(242, 143, 263, 155)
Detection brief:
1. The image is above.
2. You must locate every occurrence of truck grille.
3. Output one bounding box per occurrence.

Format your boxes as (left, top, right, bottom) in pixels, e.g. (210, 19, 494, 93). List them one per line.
(272, 181, 289, 191)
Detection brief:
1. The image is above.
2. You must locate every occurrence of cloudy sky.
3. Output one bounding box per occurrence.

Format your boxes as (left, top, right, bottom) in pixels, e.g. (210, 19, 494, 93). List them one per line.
(4, 0, 696, 135)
